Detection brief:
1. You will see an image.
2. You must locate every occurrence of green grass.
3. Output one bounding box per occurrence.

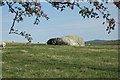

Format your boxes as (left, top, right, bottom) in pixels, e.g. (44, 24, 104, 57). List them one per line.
(2, 42, 119, 78)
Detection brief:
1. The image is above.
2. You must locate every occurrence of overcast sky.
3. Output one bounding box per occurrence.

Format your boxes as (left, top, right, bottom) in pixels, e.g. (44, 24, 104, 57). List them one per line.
(1, 2, 119, 43)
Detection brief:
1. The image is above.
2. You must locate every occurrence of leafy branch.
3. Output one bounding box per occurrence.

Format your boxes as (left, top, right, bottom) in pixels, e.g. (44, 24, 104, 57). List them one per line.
(0, 0, 120, 42)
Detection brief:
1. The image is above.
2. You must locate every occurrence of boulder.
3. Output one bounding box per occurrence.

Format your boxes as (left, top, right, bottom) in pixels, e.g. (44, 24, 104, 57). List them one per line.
(0, 42, 6, 48)
(47, 35, 85, 46)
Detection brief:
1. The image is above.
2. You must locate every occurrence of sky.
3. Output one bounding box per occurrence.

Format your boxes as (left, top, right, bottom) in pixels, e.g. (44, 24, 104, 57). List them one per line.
(0, 2, 119, 43)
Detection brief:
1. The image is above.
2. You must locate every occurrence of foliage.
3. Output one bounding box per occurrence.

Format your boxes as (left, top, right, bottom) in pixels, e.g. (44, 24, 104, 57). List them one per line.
(0, 0, 120, 42)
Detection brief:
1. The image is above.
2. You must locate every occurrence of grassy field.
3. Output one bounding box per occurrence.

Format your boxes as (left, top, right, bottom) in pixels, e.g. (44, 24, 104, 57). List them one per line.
(1, 42, 119, 78)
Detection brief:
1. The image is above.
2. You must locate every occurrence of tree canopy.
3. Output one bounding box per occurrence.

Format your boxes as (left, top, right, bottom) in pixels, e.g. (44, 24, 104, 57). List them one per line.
(0, 0, 120, 42)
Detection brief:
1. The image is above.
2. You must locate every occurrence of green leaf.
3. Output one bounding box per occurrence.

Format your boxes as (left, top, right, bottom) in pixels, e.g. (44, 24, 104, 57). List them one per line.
(87, 14, 89, 18)
(17, 20, 20, 23)
(83, 16, 85, 18)
(88, 11, 91, 15)
(20, 17, 23, 21)
(18, 7, 22, 10)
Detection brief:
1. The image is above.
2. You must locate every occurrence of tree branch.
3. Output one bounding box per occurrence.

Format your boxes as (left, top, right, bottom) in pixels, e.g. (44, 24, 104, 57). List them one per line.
(9, 11, 18, 34)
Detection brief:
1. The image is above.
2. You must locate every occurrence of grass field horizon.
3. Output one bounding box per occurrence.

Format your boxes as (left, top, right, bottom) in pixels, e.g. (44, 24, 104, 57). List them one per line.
(2, 41, 119, 78)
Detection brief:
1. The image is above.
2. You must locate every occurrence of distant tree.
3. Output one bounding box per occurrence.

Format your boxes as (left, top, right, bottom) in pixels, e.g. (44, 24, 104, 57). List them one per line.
(0, 0, 120, 42)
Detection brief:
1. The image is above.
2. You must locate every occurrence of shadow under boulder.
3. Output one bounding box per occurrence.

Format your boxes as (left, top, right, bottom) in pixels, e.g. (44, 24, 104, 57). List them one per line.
(47, 36, 85, 46)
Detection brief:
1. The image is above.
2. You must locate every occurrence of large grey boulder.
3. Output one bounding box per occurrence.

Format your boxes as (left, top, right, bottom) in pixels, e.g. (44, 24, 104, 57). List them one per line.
(47, 36, 85, 46)
(0, 42, 6, 48)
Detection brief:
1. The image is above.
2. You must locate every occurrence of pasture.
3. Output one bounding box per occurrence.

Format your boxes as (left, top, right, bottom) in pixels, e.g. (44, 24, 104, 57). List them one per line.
(1, 42, 119, 78)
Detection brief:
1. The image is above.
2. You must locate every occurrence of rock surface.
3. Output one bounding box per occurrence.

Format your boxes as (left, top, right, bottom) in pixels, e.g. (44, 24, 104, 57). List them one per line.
(0, 42, 6, 48)
(47, 36, 85, 46)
